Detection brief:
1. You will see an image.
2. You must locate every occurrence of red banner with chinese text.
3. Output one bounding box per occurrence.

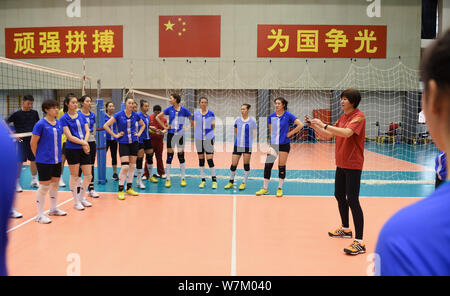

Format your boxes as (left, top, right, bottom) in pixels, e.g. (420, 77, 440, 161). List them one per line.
(258, 25, 386, 58)
(5, 26, 123, 59)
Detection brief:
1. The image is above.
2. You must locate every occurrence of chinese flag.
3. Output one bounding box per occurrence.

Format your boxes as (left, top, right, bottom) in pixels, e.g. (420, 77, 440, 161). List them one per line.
(159, 15, 220, 57)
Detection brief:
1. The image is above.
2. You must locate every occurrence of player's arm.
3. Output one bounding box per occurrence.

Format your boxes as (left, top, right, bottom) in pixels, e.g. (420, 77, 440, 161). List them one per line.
(155, 112, 168, 129)
(104, 117, 122, 139)
(137, 119, 145, 137)
(30, 134, 40, 156)
(83, 123, 90, 142)
(63, 126, 88, 146)
(287, 118, 304, 138)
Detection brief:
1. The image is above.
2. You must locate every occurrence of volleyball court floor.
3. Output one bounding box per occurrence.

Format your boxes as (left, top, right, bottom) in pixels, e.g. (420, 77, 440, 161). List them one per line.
(6, 142, 437, 275)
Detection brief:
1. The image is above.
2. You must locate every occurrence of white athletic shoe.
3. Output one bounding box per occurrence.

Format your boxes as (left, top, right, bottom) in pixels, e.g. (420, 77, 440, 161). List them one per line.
(142, 175, 148, 180)
(16, 183, 23, 193)
(88, 190, 100, 198)
(35, 214, 52, 224)
(137, 180, 146, 189)
(30, 179, 39, 188)
(74, 203, 85, 211)
(48, 208, 67, 216)
(10, 209, 23, 219)
(81, 199, 92, 207)
(59, 179, 66, 187)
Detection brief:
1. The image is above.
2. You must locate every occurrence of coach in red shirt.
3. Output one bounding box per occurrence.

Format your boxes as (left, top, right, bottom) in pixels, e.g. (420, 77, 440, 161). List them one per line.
(310, 88, 366, 256)
(145, 105, 167, 178)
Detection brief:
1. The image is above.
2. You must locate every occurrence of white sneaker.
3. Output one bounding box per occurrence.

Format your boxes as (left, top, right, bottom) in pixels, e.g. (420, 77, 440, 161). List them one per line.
(48, 208, 67, 216)
(142, 175, 148, 180)
(137, 180, 146, 189)
(16, 183, 23, 193)
(35, 214, 52, 224)
(74, 203, 85, 211)
(30, 179, 39, 188)
(88, 190, 100, 198)
(10, 209, 23, 219)
(81, 199, 92, 207)
(59, 179, 66, 187)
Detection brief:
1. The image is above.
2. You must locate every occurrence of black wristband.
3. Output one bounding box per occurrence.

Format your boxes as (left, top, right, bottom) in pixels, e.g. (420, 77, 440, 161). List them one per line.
(324, 124, 328, 130)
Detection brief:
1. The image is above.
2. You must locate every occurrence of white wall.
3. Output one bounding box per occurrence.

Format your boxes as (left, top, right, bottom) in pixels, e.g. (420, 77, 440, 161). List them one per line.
(0, 0, 422, 90)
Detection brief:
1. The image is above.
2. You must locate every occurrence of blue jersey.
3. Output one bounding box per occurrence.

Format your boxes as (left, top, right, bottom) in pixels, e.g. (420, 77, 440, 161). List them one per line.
(60, 113, 88, 149)
(138, 112, 151, 141)
(375, 181, 450, 276)
(32, 118, 63, 164)
(77, 110, 95, 134)
(435, 152, 447, 181)
(113, 110, 141, 144)
(163, 106, 192, 135)
(234, 117, 257, 148)
(0, 120, 19, 276)
(268, 111, 297, 145)
(104, 114, 118, 141)
(193, 110, 215, 140)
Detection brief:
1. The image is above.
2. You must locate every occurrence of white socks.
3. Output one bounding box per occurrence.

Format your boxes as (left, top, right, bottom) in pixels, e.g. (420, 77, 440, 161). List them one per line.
(127, 163, 136, 185)
(263, 179, 269, 189)
(180, 163, 186, 180)
(119, 165, 129, 186)
(49, 182, 59, 211)
(36, 184, 50, 216)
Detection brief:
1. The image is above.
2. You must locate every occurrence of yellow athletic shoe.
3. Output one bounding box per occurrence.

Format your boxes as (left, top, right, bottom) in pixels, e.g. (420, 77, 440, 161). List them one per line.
(165, 180, 171, 188)
(149, 176, 159, 183)
(256, 188, 269, 196)
(224, 182, 234, 189)
(126, 187, 139, 196)
(199, 181, 206, 188)
(118, 191, 125, 200)
(212, 181, 218, 189)
(180, 179, 187, 187)
(239, 183, 246, 190)
(276, 188, 283, 198)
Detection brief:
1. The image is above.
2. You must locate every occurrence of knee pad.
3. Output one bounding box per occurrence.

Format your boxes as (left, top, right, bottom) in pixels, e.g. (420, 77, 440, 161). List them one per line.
(278, 166, 286, 179)
(264, 162, 274, 179)
(146, 154, 154, 164)
(244, 163, 250, 171)
(136, 158, 143, 169)
(230, 165, 237, 172)
(121, 162, 129, 167)
(167, 153, 174, 164)
(207, 159, 215, 168)
(199, 158, 205, 167)
(177, 152, 185, 164)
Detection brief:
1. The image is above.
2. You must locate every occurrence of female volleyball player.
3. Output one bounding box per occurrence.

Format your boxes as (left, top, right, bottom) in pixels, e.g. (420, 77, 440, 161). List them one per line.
(376, 30, 450, 275)
(104, 97, 145, 200)
(78, 95, 99, 198)
(156, 94, 193, 188)
(224, 104, 257, 191)
(255, 97, 304, 198)
(310, 89, 366, 256)
(192, 97, 217, 189)
(0, 118, 18, 276)
(105, 102, 119, 180)
(60, 95, 92, 211)
(30, 99, 67, 224)
(136, 100, 158, 189)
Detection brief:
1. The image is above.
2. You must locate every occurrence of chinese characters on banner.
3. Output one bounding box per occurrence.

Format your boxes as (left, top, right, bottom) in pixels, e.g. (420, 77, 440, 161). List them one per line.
(258, 25, 387, 58)
(5, 26, 123, 58)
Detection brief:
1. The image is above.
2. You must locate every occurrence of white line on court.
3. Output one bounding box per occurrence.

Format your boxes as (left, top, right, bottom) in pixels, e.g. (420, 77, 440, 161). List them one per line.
(7, 197, 74, 233)
(231, 194, 237, 276)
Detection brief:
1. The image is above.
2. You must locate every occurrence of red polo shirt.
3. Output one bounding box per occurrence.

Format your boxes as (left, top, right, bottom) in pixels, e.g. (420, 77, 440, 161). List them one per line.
(149, 113, 167, 140)
(335, 108, 365, 170)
